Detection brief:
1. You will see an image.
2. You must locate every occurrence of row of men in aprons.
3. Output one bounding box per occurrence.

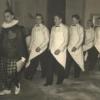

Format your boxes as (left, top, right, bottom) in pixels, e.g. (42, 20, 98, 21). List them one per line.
(26, 13, 100, 87)
(0, 9, 100, 95)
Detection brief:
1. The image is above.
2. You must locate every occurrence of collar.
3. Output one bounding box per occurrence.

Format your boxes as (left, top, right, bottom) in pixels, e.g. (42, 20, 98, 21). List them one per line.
(55, 23, 63, 27)
(71, 24, 81, 27)
(35, 23, 43, 27)
(2, 20, 19, 28)
(72, 24, 79, 26)
(72, 24, 76, 26)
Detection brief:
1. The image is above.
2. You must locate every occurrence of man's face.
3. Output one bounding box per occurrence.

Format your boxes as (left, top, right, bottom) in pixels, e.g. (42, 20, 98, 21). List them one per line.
(35, 16, 42, 25)
(54, 16, 62, 26)
(4, 12, 14, 23)
(72, 17, 79, 25)
(87, 21, 92, 28)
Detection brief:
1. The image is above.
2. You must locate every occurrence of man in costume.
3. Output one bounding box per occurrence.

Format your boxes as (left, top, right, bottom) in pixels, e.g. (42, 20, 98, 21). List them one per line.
(44, 14, 68, 86)
(0, 9, 28, 95)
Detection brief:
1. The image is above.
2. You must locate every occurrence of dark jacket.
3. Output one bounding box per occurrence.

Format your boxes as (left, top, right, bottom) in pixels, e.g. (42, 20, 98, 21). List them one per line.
(0, 24, 28, 60)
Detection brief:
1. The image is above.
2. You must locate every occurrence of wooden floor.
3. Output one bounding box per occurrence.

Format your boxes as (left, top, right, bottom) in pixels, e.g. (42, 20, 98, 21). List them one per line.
(0, 71, 100, 100)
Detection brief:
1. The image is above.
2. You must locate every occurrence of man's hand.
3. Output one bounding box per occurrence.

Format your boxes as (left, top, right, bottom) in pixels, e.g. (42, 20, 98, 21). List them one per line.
(72, 47, 77, 52)
(36, 47, 41, 52)
(16, 59, 25, 72)
(54, 49, 61, 55)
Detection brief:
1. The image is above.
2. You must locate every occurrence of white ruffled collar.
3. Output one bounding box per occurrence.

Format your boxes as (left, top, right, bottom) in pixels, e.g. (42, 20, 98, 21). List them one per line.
(2, 20, 19, 28)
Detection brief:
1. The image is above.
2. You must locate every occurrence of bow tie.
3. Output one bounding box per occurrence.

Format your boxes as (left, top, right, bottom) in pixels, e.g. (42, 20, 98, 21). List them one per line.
(72, 24, 76, 26)
(56, 26, 60, 27)
(36, 24, 40, 27)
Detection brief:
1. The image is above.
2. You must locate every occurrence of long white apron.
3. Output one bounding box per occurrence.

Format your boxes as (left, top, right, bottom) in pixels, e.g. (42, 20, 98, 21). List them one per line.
(83, 28, 94, 51)
(50, 49, 67, 69)
(68, 25, 84, 71)
(26, 25, 49, 67)
(94, 27, 100, 53)
(50, 24, 68, 69)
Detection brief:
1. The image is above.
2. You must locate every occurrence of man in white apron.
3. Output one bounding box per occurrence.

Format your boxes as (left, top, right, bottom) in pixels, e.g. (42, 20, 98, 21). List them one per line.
(44, 14, 68, 86)
(83, 20, 95, 70)
(94, 18, 100, 69)
(25, 13, 49, 79)
(65, 15, 85, 79)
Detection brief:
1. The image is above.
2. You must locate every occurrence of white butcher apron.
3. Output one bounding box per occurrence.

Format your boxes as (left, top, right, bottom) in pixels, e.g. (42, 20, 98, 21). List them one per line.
(83, 28, 94, 51)
(49, 24, 68, 69)
(26, 24, 49, 67)
(94, 27, 100, 53)
(68, 24, 84, 71)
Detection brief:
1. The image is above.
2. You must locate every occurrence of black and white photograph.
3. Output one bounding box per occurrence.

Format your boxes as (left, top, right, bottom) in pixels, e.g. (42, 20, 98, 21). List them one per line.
(0, 0, 100, 100)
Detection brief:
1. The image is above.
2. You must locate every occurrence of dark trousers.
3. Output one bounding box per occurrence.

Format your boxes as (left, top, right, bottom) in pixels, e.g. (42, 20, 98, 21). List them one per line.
(45, 51, 65, 84)
(65, 51, 81, 78)
(85, 46, 99, 70)
(4, 72, 20, 90)
(25, 50, 48, 79)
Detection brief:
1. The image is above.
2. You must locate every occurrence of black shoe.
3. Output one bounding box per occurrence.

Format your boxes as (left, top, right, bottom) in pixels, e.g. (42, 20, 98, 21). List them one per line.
(43, 83, 52, 86)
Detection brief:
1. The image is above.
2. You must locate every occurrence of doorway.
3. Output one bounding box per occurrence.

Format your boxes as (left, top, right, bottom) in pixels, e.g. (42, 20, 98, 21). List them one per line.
(47, 0, 66, 29)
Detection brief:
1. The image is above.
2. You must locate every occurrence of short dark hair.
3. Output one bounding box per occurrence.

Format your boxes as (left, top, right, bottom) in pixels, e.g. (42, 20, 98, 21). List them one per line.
(54, 13, 63, 19)
(87, 19, 94, 27)
(72, 14, 80, 21)
(35, 13, 43, 19)
(4, 9, 14, 15)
